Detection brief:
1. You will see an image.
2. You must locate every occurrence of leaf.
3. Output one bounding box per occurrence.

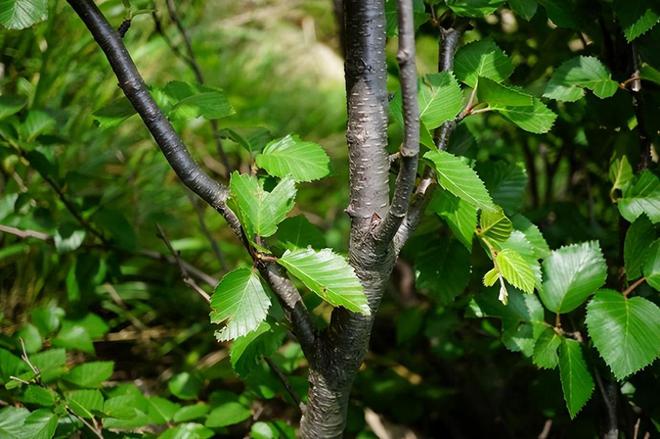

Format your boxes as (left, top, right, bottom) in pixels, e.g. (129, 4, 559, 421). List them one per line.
(415, 239, 471, 304)
(255, 134, 330, 182)
(210, 268, 271, 341)
(640, 63, 660, 85)
(497, 248, 536, 293)
(643, 239, 660, 290)
(533, 327, 562, 369)
(609, 155, 634, 196)
(618, 170, 660, 223)
(511, 214, 550, 259)
(66, 389, 104, 419)
(229, 172, 296, 239)
(173, 403, 210, 423)
(21, 385, 57, 407)
(0, 0, 48, 30)
(219, 127, 271, 154)
(0, 348, 28, 384)
(30, 305, 64, 337)
(428, 189, 478, 249)
(446, 0, 506, 17)
(539, 241, 607, 313)
(19, 409, 58, 439)
(418, 72, 464, 130)
(278, 248, 369, 315)
(0, 96, 27, 120)
(230, 322, 286, 376)
(0, 407, 29, 437)
(274, 215, 326, 250)
(92, 97, 136, 128)
(454, 39, 514, 88)
(490, 98, 557, 133)
(543, 56, 618, 101)
(159, 423, 214, 439)
(168, 372, 202, 400)
(586, 290, 660, 380)
(205, 402, 251, 428)
(20, 111, 55, 142)
(508, 0, 538, 20)
(624, 215, 654, 280)
(614, 0, 660, 42)
(53, 224, 86, 253)
(477, 77, 534, 107)
(424, 150, 495, 211)
(478, 161, 528, 213)
(494, 230, 542, 289)
(63, 361, 114, 388)
(163, 81, 234, 120)
(558, 339, 594, 419)
(483, 267, 499, 286)
(148, 397, 181, 424)
(16, 323, 42, 353)
(479, 207, 513, 243)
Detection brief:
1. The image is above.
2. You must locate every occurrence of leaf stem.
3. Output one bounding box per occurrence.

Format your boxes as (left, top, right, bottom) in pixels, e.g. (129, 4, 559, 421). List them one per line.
(622, 277, 645, 297)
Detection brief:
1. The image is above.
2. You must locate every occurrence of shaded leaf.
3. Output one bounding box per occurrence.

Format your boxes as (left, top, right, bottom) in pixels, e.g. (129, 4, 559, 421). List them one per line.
(618, 170, 660, 223)
(624, 215, 654, 280)
(558, 339, 594, 418)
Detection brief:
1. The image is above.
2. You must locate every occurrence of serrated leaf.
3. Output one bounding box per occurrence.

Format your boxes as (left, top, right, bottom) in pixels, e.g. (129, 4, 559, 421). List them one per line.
(497, 248, 536, 293)
(508, 0, 538, 19)
(210, 268, 271, 341)
(539, 241, 607, 313)
(278, 248, 369, 315)
(477, 77, 534, 107)
(479, 207, 513, 243)
(586, 290, 660, 380)
(478, 161, 528, 213)
(66, 389, 104, 419)
(428, 189, 477, 249)
(21, 386, 56, 407)
(533, 327, 562, 369)
(614, 0, 660, 42)
(455, 39, 513, 88)
(424, 150, 495, 211)
(255, 134, 330, 182)
(446, 0, 506, 17)
(643, 239, 660, 290)
(229, 172, 296, 239)
(624, 215, 654, 280)
(511, 214, 550, 259)
(418, 72, 463, 130)
(64, 361, 114, 388)
(618, 170, 660, 223)
(491, 98, 557, 133)
(230, 322, 286, 376)
(0, 0, 47, 30)
(415, 239, 471, 304)
(609, 155, 634, 196)
(544, 56, 618, 101)
(558, 338, 594, 418)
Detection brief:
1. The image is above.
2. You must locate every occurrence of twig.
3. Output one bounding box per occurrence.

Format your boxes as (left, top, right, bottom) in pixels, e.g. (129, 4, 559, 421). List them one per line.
(264, 356, 302, 411)
(156, 224, 211, 303)
(623, 277, 645, 297)
(537, 419, 552, 439)
(0, 224, 50, 241)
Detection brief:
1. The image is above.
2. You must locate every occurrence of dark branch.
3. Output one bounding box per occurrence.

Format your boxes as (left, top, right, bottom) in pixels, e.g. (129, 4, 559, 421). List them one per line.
(373, 0, 419, 246)
(264, 356, 302, 411)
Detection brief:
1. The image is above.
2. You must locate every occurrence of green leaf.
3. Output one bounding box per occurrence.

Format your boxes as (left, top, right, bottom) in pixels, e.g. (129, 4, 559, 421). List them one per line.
(533, 327, 562, 369)
(586, 290, 660, 380)
(454, 39, 513, 88)
(92, 97, 136, 128)
(477, 77, 534, 107)
(230, 322, 286, 377)
(205, 402, 251, 428)
(0, 348, 26, 384)
(490, 98, 557, 133)
(479, 207, 513, 243)
(20, 110, 55, 142)
(446, 0, 505, 17)
(29, 349, 65, 374)
(424, 150, 495, 211)
(558, 339, 594, 419)
(210, 268, 271, 341)
(539, 241, 607, 313)
(618, 170, 660, 223)
(30, 305, 64, 336)
(428, 189, 477, 250)
(609, 155, 634, 196)
(255, 134, 330, 182)
(614, 0, 660, 42)
(0, 96, 27, 120)
(64, 361, 114, 388)
(494, 230, 542, 289)
(0, 0, 47, 30)
(511, 214, 550, 259)
(624, 215, 654, 280)
(148, 397, 181, 424)
(16, 323, 42, 354)
(229, 172, 296, 239)
(173, 403, 210, 423)
(508, 0, 537, 20)
(497, 248, 536, 293)
(21, 385, 57, 407)
(66, 389, 104, 419)
(168, 372, 202, 400)
(643, 239, 660, 290)
(415, 239, 471, 304)
(418, 72, 463, 130)
(478, 161, 528, 213)
(278, 248, 369, 315)
(0, 407, 29, 437)
(640, 63, 660, 85)
(220, 127, 271, 154)
(53, 224, 86, 254)
(483, 267, 499, 286)
(163, 81, 234, 120)
(19, 409, 57, 439)
(543, 56, 618, 101)
(274, 215, 326, 250)
(159, 423, 214, 439)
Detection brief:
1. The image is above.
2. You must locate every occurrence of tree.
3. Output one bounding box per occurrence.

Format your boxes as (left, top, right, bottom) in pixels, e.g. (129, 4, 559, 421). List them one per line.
(1, 0, 659, 438)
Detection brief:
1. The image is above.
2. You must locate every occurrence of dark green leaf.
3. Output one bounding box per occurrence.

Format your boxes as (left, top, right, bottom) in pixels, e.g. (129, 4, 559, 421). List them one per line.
(558, 339, 594, 418)
(624, 215, 654, 280)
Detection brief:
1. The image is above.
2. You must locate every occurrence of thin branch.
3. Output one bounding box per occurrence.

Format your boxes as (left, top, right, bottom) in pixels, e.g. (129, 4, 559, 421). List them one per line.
(623, 277, 645, 297)
(264, 356, 302, 411)
(156, 224, 211, 303)
(373, 0, 419, 245)
(630, 43, 652, 170)
(0, 224, 50, 241)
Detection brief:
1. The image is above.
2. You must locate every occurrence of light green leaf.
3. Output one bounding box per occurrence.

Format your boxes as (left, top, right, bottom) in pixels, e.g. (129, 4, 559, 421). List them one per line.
(624, 215, 654, 280)
(490, 98, 557, 133)
(173, 403, 210, 423)
(497, 248, 536, 293)
(168, 372, 202, 401)
(586, 290, 660, 380)
(229, 172, 296, 239)
(159, 423, 214, 439)
(478, 161, 528, 213)
(418, 72, 463, 130)
(64, 361, 114, 388)
(424, 150, 495, 211)
(558, 338, 594, 418)
(20, 110, 55, 142)
(429, 189, 477, 250)
(493, 230, 542, 289)
(511, 214, 550, 259)
(148, 397, 181, 424)
(205, 402, 251, 428)
(540, 241, 607, 313)
(446, 0, 506, 17)
(66, 389, 104, 419)
(477, 77, 533, 107)
(230, 322, 286, 376)
(163, 81, 234, 120)
(533, 327, 562, 369)
(454, 39, 513, 88)
(544, 56, 618, 101)
(19, 409, 57, 439)
(210, 268, 271, 341)
(508, 0, 538, 20)
(0, 0, 47, 30)
(614, 0, 660, 42)
(0, 407, 29, 437)
(643, 239, 660, 290)
(278, 248, 369, 315)
(21, 385, 57, 407)
(255, 134, 330, 182)
(483, 267, 499, 286)
(0, 95, 27, 120)
(609, 155, 634, 197)
(479, 207, 513, 243)
(618, 170, 660, 223)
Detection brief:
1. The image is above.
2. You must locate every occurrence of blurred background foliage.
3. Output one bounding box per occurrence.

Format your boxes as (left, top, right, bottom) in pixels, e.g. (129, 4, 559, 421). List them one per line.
(1, 0, 659, 438)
